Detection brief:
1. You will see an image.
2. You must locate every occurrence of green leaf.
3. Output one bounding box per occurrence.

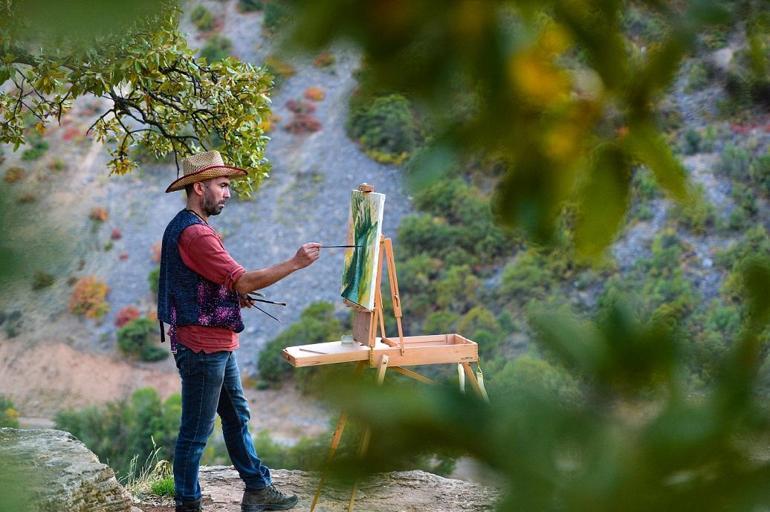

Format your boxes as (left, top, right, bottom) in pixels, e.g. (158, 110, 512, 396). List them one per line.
(575, 145, 632, 260)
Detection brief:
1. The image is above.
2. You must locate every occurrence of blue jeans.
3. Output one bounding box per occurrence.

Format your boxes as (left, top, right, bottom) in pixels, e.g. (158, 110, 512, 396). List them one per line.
(173, 344, 271, 503)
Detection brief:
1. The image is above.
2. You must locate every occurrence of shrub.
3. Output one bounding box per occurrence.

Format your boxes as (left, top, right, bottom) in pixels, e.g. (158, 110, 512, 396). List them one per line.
(264, 55, 296, 82)
(258, 302, 342, 385)
(263, 0, 290, 33)
(90, 206, 109, 222)
(148, 266, 160, 296)
(284, 114, 322, 134)
(150, 476, 175, 497)
(671, 185, 716, 234)
(750, 150, 770, 195)
(304, 87, 325, 102)
(499, 249, 557, 303)
(115, 306, 141, 328)
(313, 51, 336, 68)
(348, 94, 422, 165)
(31, 271, 54, 290)
(458, 306, 503, 358)
(286, 99, 315, 114)
(20, 133, 49, 161)
(487, 355, 582, 405)
(117, 317, 168, 362)
(69, 276, 110, 319)
(435, 265, 480, 314)
(238, 0, 263, 12)
(685, 61, 709, 92)
(422, 311, 459, 333)
(3, 166, 25, 183)
(681, 128, 701, 155)
(200, 35, 233, 62)
(55, 388, 180, 478)
(0, 395, 20, 428)
(397, 214, 457, 261)
(717, 143, 751, 178)
(2, 310, 22, 338)
(190, 5, 215, 32)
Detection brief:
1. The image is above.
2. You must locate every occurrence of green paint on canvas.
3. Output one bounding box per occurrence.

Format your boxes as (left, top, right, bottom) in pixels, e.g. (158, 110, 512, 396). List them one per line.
(341, 191, 385, 310)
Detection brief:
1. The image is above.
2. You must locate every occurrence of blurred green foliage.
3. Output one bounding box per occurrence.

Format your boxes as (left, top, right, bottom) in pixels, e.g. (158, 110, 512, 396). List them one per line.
(320, 258, 770, 510)
(200, 35, 234, 62)
(277, 0, 769, 257)
(55, 388, 180, 478)
(0, 0, 272, 196)
(0, 395, 20, 428)
(117, 317, 169, 362)
(190, 5, 215, 32)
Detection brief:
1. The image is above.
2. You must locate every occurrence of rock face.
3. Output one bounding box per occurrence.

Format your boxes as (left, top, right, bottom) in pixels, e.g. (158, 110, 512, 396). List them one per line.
(0, 428, 133, 512)
(177, 466, 501, 512)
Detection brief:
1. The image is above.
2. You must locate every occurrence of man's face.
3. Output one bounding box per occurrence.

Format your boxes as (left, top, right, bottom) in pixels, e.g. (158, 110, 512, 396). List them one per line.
(200, 176, 231, 216)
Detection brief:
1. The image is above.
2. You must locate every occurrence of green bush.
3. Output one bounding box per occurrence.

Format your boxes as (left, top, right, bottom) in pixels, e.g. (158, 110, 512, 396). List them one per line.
(117, 317, 168, 362)
(263, 0, 290, 33)
(238, 0, 263, 12)
(499, 249, 558, 303)
(717, 144, 751, 178)
(200, 35, 233, 62)
(148, 266, 160, 296)
(258, 301, 343, 385)
(750, 150, 770, 195)
(685, 61, 709, 92)
(20, 133, 49, 161)
(681, 128, 701, 155)
(487, 355, 582, 405)
(190, 5, 215, 32)
(435, 265, 480, 314)
(150, 476, 175, 497)
(422, 310, 459, 333)
(348, 94, 422, 165)
(671, 185, 715, 234)
(0, 395, 20, 427)
(55, 388, 180, 477)
(32, 270, 55, 290)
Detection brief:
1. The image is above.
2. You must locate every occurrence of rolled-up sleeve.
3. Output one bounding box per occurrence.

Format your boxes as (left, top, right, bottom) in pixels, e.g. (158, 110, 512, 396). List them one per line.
(178, 224, 245, 290)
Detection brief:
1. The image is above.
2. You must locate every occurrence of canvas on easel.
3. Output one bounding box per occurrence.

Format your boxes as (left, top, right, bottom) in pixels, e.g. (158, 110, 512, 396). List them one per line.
(340, 189, 385, 311)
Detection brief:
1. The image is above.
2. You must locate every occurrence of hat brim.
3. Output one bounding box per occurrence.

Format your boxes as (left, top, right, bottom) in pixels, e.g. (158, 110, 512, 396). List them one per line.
(166, 165, 248, 193)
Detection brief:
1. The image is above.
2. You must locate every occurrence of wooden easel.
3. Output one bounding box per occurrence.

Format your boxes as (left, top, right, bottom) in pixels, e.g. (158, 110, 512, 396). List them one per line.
(282, 184, 487, 512)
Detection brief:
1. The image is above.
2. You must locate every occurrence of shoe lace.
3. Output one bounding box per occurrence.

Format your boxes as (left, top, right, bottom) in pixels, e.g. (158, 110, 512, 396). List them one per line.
(265, 485, 289, 500)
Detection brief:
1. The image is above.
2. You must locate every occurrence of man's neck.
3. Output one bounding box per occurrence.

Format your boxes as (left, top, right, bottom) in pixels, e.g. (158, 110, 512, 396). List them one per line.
(186, 204, 208, 223)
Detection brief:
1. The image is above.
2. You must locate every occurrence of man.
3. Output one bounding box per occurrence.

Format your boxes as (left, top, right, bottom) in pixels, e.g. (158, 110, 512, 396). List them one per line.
(158, 150, 320, 512)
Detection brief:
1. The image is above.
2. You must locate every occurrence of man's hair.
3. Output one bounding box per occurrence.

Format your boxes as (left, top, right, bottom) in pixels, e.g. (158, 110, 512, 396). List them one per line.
(185, 183, 194, 196)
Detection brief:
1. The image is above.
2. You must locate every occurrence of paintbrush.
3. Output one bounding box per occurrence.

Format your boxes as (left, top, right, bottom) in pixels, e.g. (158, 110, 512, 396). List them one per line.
(320, 245, 363, 248)
(247, 293, 287, 307)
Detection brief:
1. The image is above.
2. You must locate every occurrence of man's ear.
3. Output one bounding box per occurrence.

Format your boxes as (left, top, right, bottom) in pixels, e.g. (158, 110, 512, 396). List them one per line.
(193, 181, 205, 196)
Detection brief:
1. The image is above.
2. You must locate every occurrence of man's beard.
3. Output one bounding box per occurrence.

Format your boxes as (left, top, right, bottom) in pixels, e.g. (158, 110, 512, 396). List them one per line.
(202, 191, 225, 216)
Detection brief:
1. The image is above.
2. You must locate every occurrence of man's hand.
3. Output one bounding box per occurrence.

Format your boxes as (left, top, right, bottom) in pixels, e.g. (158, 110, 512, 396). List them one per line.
(239, 294, 256, 309)
(293, 242, 321, 269)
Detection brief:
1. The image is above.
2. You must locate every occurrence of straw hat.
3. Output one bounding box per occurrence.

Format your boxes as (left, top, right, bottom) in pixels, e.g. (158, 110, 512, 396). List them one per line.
(165, 150, 248, 193)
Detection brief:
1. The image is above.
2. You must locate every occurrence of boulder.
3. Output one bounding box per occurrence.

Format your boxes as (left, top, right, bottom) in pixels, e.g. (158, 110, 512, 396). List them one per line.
(0, 428, 134, 512)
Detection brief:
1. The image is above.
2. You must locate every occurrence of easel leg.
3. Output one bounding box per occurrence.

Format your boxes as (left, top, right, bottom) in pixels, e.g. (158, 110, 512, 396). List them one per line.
(348, 355, 389, 511)
(462, 363, 489, 402)
(310, 362, 366, 512)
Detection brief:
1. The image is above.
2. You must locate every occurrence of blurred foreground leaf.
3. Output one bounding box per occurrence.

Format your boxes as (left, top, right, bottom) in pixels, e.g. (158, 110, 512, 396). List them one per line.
(317, 258, 770, 511)
(281, 0, 745, 254)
